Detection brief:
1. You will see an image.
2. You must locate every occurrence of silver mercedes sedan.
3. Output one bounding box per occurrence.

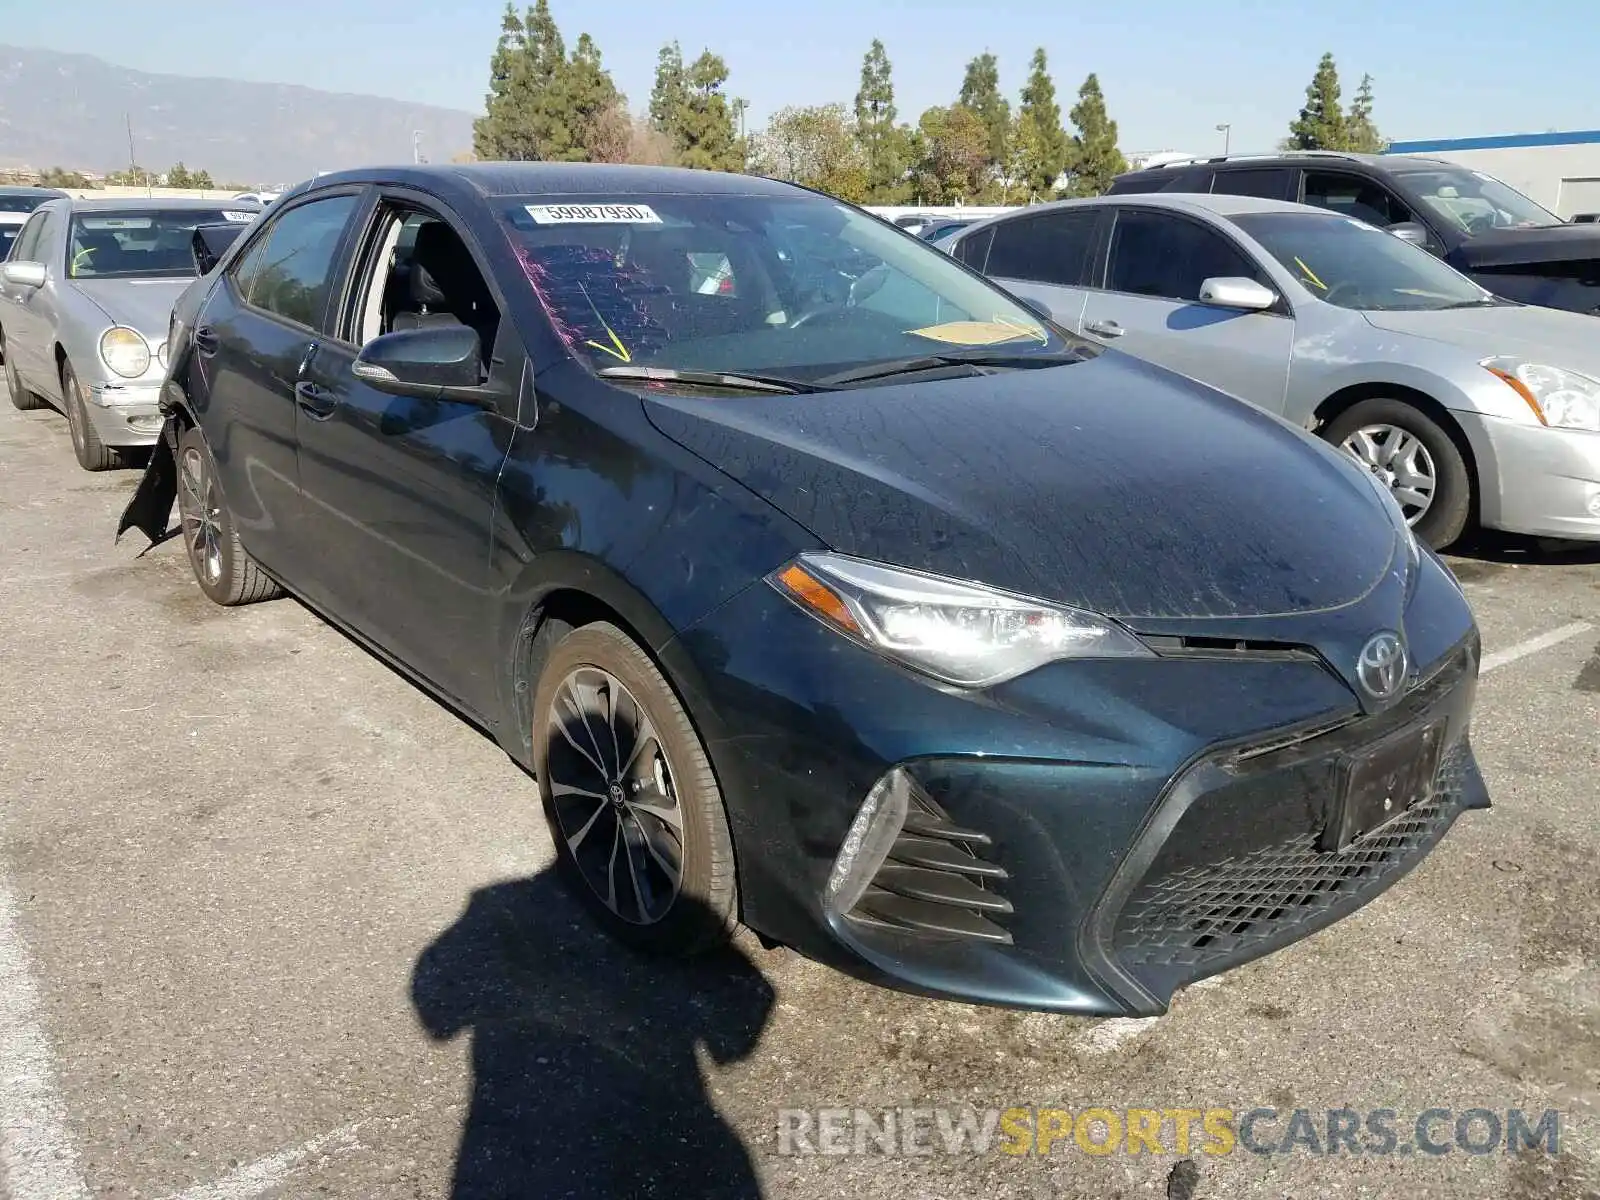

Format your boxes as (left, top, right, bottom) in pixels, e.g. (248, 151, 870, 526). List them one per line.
(0, 195, 260, 470)
(936, 193, 1600, 550)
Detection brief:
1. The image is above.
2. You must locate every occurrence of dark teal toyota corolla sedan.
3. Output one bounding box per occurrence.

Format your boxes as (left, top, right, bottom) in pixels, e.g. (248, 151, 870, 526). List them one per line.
(119, 163, 1488, 1015)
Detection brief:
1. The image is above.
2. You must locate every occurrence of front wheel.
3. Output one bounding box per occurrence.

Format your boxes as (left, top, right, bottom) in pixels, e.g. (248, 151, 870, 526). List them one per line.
(175, 423, 283, 606)
(1321, 398, 1473, 551)
(533, 621, 739, 956)
(61, 359, 121, 471)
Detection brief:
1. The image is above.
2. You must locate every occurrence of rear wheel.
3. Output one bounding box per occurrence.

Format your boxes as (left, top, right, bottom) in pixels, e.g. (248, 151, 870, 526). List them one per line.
(61, 359, 121, 471)
(1322, 397, 1472, 551)
(533, 621, 738, 956)
(3, 331, 43, 411)
(175, 423, 283, 606)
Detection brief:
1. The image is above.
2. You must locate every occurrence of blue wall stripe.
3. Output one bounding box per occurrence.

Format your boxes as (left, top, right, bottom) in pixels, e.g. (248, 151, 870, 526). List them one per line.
(1386, 130, 1600, 153)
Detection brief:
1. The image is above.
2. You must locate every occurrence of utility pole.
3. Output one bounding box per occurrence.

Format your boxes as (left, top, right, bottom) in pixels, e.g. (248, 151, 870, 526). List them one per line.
(1216, 123, 1231, 156)
(413, 130, 424, 164)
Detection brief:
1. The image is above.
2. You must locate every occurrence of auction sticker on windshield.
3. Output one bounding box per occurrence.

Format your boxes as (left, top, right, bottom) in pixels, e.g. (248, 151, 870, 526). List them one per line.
(525, 203, 663, 225)
(220, 211, 256, 222)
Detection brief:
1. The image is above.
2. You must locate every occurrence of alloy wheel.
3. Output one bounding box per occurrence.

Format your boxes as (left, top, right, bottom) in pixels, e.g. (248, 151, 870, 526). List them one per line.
(1339, 422, 1436, 525)
(177, 444, 224, 586)
(545, 666, 685, 925)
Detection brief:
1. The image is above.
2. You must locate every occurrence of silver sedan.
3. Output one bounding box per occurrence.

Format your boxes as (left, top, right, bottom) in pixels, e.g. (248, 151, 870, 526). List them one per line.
(0, 196, 259, 470)
(937, 193, 1600, 550)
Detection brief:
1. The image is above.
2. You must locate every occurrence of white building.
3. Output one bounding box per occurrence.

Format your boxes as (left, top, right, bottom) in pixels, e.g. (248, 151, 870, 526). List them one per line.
(1384, 130, 1600, 219)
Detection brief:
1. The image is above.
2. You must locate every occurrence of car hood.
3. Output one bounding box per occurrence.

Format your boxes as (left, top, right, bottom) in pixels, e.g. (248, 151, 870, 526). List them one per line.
(1453, 223, 1600, 270)
(1361, 304, 1600, 374)
(643, 352, 1397, 622)
(69, 278, 191, 339)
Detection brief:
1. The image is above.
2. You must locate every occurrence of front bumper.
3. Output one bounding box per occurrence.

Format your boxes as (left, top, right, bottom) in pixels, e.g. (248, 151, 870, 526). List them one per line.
(664, 552, 1485, 1015)
(82, 379, 164, 447)
(1454, 410, 1600, 540)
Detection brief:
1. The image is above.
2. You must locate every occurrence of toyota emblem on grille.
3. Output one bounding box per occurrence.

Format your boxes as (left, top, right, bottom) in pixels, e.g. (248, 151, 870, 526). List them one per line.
(1356, 631, 1407, 700)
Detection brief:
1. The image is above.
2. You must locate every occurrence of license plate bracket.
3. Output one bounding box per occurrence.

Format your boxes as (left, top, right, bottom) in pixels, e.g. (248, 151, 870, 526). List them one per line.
(1322, 721, 1447, 852)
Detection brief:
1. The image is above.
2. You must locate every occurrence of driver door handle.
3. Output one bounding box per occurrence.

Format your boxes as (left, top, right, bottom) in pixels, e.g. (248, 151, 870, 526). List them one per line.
(294, 380, 338, 419)
(1085, 318, 1124, 338)
(193, 325, 220, 355)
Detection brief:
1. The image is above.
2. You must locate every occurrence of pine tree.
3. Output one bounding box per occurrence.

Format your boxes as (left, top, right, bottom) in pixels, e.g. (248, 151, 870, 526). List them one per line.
(1014, 49, 1068, 199)
(557, 34, 625, 162)
(854, 40, 905, 202)
(958, 52, 1010, 171)
(1346, 73, 1385, 152)
(1065, 73, 1126, 196)
(473, 3, 540, 160)
(649, 42, 688, 143)
(1286, 52, 1347, 151)
(675, 51, 743, 171)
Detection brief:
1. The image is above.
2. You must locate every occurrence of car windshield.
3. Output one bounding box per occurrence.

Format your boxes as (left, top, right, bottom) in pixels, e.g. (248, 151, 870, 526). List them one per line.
(1232, 211, 1495, 312)
(1392, 167, 1564, 232)
(67, 208, 257, 279)
(0, 194, 51, 214)
(495, 192, 1068, 385)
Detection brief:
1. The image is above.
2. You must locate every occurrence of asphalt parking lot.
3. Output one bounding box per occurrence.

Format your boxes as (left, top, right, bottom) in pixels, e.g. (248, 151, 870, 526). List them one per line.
(2, 397, 1598, 1200)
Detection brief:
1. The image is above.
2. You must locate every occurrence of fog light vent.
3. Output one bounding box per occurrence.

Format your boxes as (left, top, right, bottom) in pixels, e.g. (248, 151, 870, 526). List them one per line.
(832, 769, 1012, 944)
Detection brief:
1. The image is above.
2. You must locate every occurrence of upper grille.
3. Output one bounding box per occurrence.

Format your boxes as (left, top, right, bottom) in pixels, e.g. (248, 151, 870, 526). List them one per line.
(843, 781, 1013, 945)
(1113, 739, 1470, 972)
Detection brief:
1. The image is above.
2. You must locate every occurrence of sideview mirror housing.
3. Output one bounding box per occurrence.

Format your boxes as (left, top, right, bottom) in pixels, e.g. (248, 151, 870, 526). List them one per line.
(2, 261, 46, 288)
(1197, 276, 1277, 312)
(352, 325, 489, 402)
(1387, 221, 1430, 246)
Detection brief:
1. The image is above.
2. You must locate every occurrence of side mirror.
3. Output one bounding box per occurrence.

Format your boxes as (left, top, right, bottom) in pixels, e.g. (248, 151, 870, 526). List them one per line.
(1016, 296, 1053, 321)
(1197, 276, 1277, 311)
(2, 261, 46, 288)
(1386, 221, 1430, 246)
(351, 325, 489, 402)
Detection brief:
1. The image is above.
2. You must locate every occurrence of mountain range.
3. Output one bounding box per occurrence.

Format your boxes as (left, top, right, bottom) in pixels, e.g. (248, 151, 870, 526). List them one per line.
(0, 45, 478, 186)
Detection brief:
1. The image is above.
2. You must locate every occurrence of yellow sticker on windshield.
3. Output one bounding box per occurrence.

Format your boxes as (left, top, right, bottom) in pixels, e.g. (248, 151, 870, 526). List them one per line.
(907, 319, 1042, 346)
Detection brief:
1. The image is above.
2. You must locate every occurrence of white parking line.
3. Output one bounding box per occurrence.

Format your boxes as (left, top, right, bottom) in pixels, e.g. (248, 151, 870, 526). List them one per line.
(156, 1124, 363, 1200)
(0, 875, 91, 1200)
(1480, 621, 1595, 675)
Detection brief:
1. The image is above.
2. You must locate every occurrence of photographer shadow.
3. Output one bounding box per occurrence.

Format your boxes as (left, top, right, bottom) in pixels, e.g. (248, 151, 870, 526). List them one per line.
(412, 870, 775, 1199)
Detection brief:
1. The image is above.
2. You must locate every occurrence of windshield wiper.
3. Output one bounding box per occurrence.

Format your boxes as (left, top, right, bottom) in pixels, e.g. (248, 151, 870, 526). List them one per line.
(596, 365, 829, 395)
(816, 346, 1083, 387)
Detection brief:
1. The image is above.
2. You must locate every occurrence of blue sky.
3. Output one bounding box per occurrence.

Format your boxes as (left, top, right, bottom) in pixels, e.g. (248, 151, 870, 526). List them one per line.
(8, 0, 1593, 158)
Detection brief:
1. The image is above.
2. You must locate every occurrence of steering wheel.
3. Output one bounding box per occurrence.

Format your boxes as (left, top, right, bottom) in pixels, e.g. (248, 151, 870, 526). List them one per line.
(786, 300, 851, 329)
(1322, 280, 1365, 307)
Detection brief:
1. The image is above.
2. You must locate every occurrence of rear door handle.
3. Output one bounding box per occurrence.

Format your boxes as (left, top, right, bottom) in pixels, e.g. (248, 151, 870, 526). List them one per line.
(193, 325, 219, 355)
(294, 380, 338, 419)
(1085, 318, 1124, 338)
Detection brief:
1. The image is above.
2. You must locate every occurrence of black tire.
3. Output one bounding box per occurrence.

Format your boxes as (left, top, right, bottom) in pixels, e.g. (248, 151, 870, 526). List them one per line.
(533, 620, 738, 956)
(3, 332, 44, 411)
(175, 423, 283, 606)
(1321, 397, 1473, 552)
(61, 359, 121, 471)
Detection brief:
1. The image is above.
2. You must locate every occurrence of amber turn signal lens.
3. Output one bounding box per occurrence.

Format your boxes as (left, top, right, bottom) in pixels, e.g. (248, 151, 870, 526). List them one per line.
(774, 563, 861, 634)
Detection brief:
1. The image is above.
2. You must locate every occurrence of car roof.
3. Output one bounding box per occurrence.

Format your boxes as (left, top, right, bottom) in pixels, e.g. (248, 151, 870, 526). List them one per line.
(52, 195, 262, 212)
(947, 192, 1331, 239)
(298, 162, 804, 202)
(1115, 150, 1452, 182)
(0, 184, 68, 196)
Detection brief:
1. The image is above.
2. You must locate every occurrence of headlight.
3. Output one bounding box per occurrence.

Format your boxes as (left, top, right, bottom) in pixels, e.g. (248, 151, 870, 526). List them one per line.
(99, 327, 151, 378)
(1483, 358, 1600, 431)
(766, 552, 1153, 688)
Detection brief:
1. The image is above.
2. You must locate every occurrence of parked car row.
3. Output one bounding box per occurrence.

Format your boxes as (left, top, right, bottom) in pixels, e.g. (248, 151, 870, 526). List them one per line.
(8, 163, 1490, 1016)
(933, 152, 1600, 552)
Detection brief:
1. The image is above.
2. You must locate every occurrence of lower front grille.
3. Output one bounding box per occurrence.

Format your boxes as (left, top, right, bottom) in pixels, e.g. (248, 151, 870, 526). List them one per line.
(1113, 739, 1470, 973)
(843, 779, 1013, 945)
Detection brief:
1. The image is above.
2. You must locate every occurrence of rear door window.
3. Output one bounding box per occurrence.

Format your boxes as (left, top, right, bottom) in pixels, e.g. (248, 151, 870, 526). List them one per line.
(985, 210, 1099, 287)
(235, 194, 361, 330)
(1105, 209, 1264, 302)
(1211, 168, 1294, 200)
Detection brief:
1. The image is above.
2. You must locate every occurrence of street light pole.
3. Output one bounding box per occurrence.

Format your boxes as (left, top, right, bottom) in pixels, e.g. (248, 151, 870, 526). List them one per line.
(413, 130, 423, 164)
(1216, 123, 1231, 156)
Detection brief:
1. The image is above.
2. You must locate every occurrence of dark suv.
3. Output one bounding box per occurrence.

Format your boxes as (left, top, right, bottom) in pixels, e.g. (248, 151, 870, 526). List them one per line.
(1108, 151, 1600, 316)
